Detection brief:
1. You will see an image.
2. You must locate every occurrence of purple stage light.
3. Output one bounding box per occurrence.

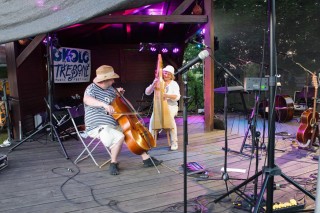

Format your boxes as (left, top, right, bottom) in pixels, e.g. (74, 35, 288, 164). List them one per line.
(43, 36, 52, 44)
(161, 48, 168, 53)
(150, 46, 157, 52)
(172, 48, 179, 53)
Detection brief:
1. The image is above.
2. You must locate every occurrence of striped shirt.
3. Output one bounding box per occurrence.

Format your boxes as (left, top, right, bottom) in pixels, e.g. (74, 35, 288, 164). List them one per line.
(84, 83, 117, 131)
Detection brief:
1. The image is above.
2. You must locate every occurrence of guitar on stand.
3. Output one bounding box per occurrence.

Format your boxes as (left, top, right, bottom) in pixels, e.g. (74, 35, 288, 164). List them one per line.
(296, 73, 319, 150)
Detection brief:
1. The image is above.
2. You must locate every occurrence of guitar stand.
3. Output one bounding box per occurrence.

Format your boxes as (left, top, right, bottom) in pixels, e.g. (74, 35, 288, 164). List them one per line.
(228, 92, 263, 159)
(299, 124, 320, 154)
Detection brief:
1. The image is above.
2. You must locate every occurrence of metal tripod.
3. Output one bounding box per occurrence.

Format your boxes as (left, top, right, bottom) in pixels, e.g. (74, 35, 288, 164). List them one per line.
(238, 92, 266, 157)
(196, 66, 246, 198)
(9, 33, 69, 159)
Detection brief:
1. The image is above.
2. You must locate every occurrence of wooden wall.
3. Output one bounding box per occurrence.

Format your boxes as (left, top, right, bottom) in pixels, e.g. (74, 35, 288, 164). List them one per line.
(8, 42, 183, 139)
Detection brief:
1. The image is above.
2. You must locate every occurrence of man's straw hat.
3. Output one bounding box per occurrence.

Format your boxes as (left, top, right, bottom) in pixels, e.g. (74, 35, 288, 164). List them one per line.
(94, 65, 119, 82)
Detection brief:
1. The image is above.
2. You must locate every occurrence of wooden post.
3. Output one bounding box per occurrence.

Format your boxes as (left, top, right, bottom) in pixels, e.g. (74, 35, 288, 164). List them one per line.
(203, 0, 215, 131)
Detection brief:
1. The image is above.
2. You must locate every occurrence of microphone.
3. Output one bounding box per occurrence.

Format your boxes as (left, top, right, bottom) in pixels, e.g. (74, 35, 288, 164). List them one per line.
(175, 50, 210, 75)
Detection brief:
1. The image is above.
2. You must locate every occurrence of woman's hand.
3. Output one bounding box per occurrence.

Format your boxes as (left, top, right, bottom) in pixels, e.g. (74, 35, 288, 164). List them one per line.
(163, 93, 177, 100)
(152, 78, 159, 88)
(163, 93, 168, 100)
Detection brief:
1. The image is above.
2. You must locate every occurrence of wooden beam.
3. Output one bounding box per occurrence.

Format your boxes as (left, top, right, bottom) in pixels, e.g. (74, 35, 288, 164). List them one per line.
(203, 0, 214, 131)
(16, 34, 46, 68)
(5, 42, 21, 138)
(85, 15, 207, 24)
(172, 0, 195, 15)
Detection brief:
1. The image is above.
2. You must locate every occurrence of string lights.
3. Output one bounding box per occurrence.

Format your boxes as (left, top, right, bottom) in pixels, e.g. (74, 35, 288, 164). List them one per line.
(139, 43, 180, 54)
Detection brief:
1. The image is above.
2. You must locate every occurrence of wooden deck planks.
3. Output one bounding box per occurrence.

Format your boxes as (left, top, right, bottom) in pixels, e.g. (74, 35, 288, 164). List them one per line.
(0, 114, 318, 212)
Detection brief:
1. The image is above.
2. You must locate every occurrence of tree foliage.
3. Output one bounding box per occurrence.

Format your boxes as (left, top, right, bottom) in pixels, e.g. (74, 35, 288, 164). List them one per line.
(214, 0, 320, 93)
(183, 43, 206, 111)
(184, 0, 320, 111)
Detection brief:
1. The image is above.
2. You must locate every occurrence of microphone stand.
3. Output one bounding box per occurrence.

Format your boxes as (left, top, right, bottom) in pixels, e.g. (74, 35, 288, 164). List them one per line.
(214, 60, 243, 86)
(9, 33, 69, 159)
(175, 53, 209, 212)
(174, 50, 211, 213)
(182, 73, 189, 213)
(214, 59, 252, 158)
(173, 67, 190, 213)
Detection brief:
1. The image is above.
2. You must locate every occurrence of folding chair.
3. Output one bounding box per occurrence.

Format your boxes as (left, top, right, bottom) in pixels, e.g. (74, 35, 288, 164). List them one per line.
(67, 104, 111, 168)
(43, 97, 75, 140)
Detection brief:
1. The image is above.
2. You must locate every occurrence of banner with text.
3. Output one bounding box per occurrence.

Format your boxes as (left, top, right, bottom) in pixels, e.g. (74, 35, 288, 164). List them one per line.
(53, 47, 91, 83)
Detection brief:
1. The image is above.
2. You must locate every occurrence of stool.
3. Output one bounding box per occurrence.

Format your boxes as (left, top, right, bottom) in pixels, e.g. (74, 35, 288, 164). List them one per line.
(154, 129, 171, 147)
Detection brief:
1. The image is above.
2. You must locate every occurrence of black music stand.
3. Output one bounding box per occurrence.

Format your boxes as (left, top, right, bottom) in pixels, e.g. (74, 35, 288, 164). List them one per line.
(9, 33, 69, 159)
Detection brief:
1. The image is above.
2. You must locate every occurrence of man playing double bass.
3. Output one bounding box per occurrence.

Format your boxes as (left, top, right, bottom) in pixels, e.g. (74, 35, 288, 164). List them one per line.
(145, 65, 181, 151)
(83, 65, 163, 175)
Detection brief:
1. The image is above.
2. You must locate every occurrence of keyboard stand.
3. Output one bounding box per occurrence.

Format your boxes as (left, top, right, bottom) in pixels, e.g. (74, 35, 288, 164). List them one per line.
(214, 86, 248, 117)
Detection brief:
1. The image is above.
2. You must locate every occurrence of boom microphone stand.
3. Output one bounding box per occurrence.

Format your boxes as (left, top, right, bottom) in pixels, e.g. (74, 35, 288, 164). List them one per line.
(215, 60, 252, 158)
(174, 49, 209, 213)
(197, 64, 247, 189)
(214, 1, 315, 211)
(172, 65, 191, 213)
(9, 33, 69, 159)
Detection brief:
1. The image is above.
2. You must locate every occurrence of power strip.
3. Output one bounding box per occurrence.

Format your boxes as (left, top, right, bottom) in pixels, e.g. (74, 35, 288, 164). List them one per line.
(273, 203, 305, 212)
(268, 200, 305, 213)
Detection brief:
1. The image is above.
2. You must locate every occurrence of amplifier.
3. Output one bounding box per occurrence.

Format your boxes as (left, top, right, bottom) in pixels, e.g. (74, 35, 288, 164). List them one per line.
(244, 77, 269, 91)
(0, 154, 8, 171)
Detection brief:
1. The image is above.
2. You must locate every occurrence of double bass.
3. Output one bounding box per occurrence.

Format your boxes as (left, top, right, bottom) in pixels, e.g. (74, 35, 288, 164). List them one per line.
(111, 88, 156, 155)
(296, 73, 319, 146)
(258, 95, 294, 123)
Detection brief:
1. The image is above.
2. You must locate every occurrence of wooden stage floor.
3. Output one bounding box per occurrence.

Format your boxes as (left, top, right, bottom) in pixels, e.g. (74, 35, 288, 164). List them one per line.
(0, 113, 318, 212)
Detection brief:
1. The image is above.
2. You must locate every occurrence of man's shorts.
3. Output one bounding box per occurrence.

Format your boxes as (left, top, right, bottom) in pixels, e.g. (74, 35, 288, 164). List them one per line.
(87, 125, 124, 148)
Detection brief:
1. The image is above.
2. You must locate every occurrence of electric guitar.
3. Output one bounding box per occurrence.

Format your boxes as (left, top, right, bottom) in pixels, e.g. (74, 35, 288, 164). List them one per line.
(296, 73, 319, 146)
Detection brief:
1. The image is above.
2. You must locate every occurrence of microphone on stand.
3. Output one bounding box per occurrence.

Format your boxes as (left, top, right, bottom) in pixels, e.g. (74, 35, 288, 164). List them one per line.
(175, 50, 210, 75)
